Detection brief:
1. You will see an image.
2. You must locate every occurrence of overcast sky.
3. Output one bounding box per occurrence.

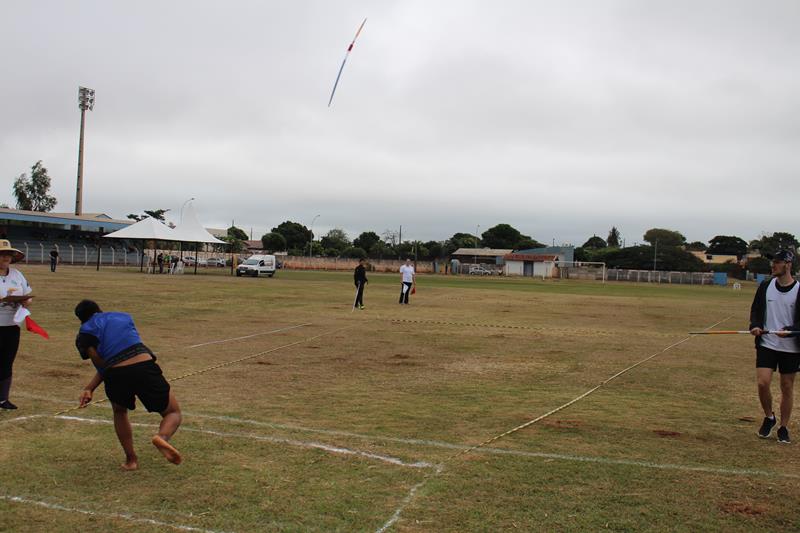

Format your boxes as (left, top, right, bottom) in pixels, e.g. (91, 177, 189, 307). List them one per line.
(1, 1, 798, 246)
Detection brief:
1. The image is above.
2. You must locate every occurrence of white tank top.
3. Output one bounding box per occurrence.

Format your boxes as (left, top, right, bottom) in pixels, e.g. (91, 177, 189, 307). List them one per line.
(761, 278, 800, 353)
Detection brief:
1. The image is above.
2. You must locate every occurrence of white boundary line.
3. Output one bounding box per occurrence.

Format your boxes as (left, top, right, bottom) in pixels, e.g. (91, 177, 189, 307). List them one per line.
(6, 395, 795, 480)
(185, 323, 312, 349)
(53, 415, 433, 470)
(375, 479, 430, 533)
(0, 494, 230, 533)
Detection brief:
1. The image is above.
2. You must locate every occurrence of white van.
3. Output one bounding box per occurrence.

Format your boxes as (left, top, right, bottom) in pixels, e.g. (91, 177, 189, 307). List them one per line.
(236, 254, 277, 277)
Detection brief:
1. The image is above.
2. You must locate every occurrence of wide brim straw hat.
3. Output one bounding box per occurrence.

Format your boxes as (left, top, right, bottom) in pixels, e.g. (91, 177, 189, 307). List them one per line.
(0, 240, 25, 263)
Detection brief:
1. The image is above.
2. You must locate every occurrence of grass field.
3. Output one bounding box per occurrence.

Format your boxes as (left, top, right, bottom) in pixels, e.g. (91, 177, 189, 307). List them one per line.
(1, 266, 798, 532)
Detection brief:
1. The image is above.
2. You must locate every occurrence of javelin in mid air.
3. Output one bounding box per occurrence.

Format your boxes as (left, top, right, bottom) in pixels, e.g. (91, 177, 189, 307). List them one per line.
(328, 18, 367, 107)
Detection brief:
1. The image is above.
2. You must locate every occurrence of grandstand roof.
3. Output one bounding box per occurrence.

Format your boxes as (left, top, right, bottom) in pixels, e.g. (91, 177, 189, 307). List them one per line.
(0, 207, 132, 230)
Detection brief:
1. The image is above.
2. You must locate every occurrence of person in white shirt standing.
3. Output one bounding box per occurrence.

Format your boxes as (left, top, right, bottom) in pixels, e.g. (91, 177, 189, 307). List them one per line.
(399, 258, 415, 305)
(750, 249, 800, 443)
(0, 240, 32, 410)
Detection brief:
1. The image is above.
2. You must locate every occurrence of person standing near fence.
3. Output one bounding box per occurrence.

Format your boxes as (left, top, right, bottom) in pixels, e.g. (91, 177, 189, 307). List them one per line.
(399, 258, 415, 304)
(354, 258, 368, 309)
(49, 247, 59, 272)
(0, 240, 32, 410)
(750, 249, 800, 444)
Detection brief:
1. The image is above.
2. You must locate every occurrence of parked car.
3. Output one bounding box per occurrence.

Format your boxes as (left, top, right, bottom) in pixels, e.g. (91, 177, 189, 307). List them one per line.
(469, 265, 494, 275)
(206, 257, 226, 267)
(236, 254, 277, 277)
(182, 256, 208, 267)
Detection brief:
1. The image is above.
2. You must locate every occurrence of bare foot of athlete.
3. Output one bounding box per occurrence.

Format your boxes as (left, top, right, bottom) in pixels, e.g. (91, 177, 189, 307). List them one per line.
(152, 435, 182, 465)
(121, 455, 139, 471)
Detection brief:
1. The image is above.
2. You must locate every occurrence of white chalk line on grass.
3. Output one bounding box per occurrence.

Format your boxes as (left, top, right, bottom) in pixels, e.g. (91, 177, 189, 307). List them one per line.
(185, 323, 312, 349)
(0, 494, 230, 533)
(8, 395, 795, 480)
(375, 479, 431, 533)
(374, 315, 735, 532)
(54, 415, 433, 470)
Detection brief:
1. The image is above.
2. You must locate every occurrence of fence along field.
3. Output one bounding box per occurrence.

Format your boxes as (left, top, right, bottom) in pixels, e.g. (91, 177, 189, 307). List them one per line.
(1, 266, 798, 532)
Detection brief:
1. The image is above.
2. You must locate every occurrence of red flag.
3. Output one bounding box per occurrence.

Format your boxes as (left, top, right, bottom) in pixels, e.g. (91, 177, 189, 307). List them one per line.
(25, 316, 49, 339)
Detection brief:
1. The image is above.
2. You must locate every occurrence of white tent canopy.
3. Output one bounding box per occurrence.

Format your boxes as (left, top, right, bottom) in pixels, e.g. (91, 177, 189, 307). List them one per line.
(172, 203, 225, 244)
(103, 216, 178, 241)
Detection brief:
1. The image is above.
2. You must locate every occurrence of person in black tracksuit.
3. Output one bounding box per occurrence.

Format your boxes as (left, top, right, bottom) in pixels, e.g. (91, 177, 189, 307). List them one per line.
(354, 259, 368, 309)
(750, 249, 800, 443)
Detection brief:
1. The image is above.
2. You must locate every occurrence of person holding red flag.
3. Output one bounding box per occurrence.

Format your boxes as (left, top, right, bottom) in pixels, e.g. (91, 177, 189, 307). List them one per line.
(0, 240, 32, 410)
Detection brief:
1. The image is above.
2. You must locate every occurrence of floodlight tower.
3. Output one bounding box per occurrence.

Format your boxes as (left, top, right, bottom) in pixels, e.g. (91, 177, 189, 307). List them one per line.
(75, 86, 95, 216)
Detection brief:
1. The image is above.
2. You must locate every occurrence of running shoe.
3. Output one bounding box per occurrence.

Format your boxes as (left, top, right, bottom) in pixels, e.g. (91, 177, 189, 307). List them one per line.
(0, 400, 18, 410)
(777, 426, 791, 444)
(758, 415, 777, 438)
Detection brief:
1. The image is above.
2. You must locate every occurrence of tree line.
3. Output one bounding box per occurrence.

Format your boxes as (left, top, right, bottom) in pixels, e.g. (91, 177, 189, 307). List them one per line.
(6, 161, 795, 272)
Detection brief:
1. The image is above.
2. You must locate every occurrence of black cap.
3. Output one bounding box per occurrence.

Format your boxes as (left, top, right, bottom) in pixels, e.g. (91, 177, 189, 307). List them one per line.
(767, 249, 795, 263)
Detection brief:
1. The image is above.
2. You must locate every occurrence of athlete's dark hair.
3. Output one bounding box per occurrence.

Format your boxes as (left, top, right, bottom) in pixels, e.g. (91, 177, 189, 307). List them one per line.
(75, 299, 102, 323)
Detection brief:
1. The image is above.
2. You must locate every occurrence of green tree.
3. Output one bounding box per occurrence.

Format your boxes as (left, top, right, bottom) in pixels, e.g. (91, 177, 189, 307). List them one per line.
(746, 256, 771, 274)
(607, 226, 621, 248)
(423, 240, 445, 260)
(261, 232, 287, 252)
(706, 235, 747, 256)
(582, 235, 607, 250)
(342, 246, 367, 259)
(220, 226, 248, 254)
(516, 236, 544, 250)
(127, 209, 169, 222)
(320, 228, 350, 253)
(272, 221, 312, 251)
(13, 161, 57, 212)
(369, 240, 392, 259)
(643, 228, 686, 247)
(605, 245, 707, 271)
(686, 241, 708, 252)
(227, 226, 249, 241)
(449, 232, 480, 250)
(750, 232, 799, 257)
(353, 231, 380, 254)
(481, 224, 523, 249)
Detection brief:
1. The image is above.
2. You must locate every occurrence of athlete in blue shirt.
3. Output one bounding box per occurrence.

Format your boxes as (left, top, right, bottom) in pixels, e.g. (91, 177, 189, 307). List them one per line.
(75, 299, 183, 470)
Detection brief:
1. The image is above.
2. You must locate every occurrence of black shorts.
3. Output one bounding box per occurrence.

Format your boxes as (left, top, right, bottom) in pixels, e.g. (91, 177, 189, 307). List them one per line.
(756, 346, 800, 374)
(103, 359, 170, 412)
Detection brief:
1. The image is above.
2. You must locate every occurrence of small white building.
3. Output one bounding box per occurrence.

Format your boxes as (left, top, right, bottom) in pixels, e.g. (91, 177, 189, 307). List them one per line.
(503, 253, 559, 277)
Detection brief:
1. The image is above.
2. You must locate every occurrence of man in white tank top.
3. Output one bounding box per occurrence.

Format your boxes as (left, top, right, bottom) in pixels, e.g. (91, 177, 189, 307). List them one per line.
(750, 249, 800, 444)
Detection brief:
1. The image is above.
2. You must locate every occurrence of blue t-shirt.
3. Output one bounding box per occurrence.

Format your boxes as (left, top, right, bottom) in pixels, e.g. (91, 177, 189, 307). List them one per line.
(77, 312, 150, 372)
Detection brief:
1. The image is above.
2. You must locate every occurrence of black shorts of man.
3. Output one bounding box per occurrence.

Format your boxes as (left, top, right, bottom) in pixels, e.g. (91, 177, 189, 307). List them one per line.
(750, 249, 800, 444)
(74, 299, 183, 470)
(354, 258, 368, 309)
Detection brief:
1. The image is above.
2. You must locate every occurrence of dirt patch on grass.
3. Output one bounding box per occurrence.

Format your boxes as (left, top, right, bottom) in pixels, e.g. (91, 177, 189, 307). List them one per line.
(720, 501, 767, 516)
(652, 430, 681, 437)
(392, 354, 411, 359)
(543, 419, 583, 429)
(738, 416, 756, 422)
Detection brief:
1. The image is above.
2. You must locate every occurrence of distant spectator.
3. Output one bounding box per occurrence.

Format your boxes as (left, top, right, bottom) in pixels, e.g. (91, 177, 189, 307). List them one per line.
(157, 253, 164, 274)
(49, 248, 59, 272)
(354, 258, 368, 309)
(399, 258, 415, 304)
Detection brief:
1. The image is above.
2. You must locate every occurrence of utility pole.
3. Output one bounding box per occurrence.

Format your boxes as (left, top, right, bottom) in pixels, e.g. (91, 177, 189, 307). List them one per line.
(653, 240, 658, 271)
(75, 86, 95, 216)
